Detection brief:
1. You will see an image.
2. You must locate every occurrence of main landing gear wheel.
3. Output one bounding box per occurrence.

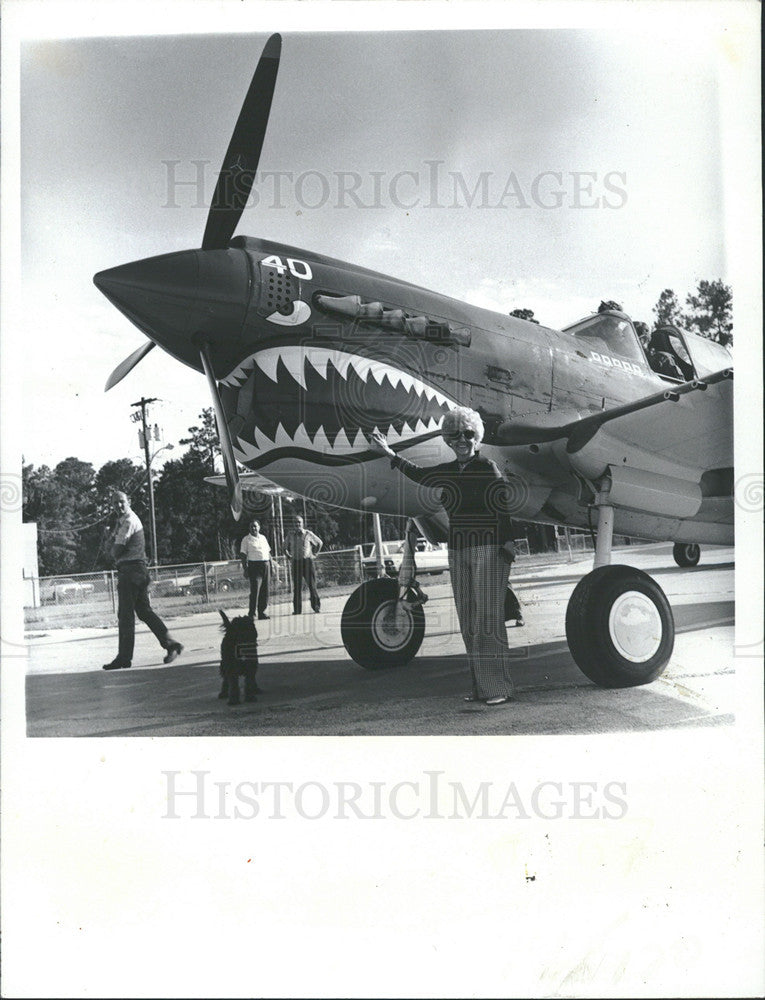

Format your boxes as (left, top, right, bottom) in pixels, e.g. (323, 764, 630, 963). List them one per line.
(565, 565, 674, 688)
(341, 578, 425, 670)
(673, 542, 701, 568)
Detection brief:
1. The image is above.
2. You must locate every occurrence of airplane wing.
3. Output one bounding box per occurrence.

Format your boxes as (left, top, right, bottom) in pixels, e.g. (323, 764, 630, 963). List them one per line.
(204, 471, 287, 495)
(497, 368, 733, 488)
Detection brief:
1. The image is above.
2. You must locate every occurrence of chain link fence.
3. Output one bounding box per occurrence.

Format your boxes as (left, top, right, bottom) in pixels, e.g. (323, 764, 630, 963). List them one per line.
(24, 534, 643, 629)
(25, 549, 366, 629)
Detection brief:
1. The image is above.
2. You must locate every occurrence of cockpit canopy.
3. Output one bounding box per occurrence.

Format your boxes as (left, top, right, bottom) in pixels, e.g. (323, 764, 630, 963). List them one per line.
(653, 324, 732, 379)
(562, 311, 645, 364)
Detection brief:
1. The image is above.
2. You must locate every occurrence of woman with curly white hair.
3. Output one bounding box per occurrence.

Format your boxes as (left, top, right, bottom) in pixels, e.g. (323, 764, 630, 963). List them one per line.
(371, 406, 517, 706)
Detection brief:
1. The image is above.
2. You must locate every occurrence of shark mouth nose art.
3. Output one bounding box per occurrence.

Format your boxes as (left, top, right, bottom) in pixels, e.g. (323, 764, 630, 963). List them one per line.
(219, 345, 456, 467)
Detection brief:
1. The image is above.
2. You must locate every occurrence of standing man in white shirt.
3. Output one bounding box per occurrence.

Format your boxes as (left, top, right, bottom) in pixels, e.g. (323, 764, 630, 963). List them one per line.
(284, 514, 323, 614)
(239, 519, 273, 620)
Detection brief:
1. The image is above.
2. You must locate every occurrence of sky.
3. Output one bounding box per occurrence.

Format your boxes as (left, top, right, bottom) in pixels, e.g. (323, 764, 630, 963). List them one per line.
(6, 3, 754, 471)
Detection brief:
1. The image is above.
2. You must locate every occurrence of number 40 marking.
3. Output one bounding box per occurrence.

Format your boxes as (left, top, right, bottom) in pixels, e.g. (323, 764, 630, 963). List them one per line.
(260, 255, 313, 280)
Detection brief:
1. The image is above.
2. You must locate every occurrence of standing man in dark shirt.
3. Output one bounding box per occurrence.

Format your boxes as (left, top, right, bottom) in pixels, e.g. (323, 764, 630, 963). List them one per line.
(102, 491, 183, 670)
(284, 514, 323, 614)
(371, 407, 517, 706)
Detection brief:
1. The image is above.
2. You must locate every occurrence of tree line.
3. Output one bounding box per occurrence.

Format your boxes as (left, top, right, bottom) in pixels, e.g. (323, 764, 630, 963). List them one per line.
(23, 409, 408, 577)
(24, 407, 558, 577)
(651, 280, 732, 344)
(511, 278, 733, 344)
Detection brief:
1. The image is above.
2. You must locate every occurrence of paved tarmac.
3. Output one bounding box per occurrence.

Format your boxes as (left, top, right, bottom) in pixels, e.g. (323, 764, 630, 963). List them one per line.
(25, 544, 734, 737)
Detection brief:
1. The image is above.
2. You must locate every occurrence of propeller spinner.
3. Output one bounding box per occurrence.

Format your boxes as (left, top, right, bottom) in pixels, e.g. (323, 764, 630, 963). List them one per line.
(96, 33, 283, 519)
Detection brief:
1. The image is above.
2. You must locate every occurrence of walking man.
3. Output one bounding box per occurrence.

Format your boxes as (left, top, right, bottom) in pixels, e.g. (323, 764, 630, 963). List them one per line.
(240, 519, 273, 620)
(285, 514, 323, 614)
(103, 491, 183, 670)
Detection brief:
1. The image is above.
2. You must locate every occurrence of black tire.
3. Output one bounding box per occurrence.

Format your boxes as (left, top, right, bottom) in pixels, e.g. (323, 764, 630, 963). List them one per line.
(673, 542, 701, 568)
(218, 579, 233, 593)
(565, 565, 674, 688)
(341, 578, 425, 670)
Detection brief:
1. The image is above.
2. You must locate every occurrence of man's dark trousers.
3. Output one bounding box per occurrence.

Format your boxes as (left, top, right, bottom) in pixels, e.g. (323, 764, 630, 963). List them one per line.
(247, 561, 270, 618)
(292, 557, 320, 613)
(117, 561, 169, 665)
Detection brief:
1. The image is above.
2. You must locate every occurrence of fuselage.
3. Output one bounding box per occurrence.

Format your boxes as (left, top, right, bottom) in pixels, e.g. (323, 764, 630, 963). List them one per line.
(94, 236, 733, 544)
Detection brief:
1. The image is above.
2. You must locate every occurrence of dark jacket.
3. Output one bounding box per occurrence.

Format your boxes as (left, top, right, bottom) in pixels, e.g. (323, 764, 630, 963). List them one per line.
(391, 452, 514, 550)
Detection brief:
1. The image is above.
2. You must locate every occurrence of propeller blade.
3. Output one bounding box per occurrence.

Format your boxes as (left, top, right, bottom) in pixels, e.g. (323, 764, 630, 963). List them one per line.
(202, 33, 282, 251)
(199, 344, 244, 520)
(104, 340, 156, 391)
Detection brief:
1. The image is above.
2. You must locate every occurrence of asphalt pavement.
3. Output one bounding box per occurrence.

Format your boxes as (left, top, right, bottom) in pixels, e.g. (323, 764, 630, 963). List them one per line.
(24, 544, 735, 737)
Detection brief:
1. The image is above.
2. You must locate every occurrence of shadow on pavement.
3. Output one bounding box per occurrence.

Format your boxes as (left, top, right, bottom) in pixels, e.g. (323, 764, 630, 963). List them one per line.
(26, 600, 733, 738)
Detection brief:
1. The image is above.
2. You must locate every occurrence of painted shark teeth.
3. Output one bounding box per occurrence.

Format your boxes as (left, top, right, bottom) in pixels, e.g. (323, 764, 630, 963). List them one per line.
(225, 357, 257, 384)
(274, 423, 295, 448)
(254, 426, 276, 452)
(292, 423, 314, 450)
(234, 436, 261, 463)
(253, 350, 280, 384)
(311, 426, 331, 453)
(221, 346, 455, 410)
(239, 419, 417, 457)
(222, 346, 456, 462)
(351, 428, 368, 450)
(332, 428, 353, 453)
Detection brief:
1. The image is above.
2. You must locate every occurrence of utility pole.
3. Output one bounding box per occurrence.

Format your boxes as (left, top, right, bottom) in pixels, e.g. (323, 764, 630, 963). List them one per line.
(269, 495, 279, 556)
(131, 396, 159, 566)
(276, 492, 285, 555)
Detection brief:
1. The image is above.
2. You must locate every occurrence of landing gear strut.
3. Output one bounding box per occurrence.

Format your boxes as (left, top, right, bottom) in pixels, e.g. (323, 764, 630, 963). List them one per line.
(565, 494, 675, 687)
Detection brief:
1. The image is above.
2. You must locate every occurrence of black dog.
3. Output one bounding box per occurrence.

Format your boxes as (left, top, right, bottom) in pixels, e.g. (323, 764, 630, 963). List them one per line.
(218, 610, 260, 706)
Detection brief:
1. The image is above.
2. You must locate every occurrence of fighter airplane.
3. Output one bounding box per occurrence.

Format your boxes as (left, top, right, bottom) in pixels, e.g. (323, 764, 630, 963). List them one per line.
(94, 33, 733, 688)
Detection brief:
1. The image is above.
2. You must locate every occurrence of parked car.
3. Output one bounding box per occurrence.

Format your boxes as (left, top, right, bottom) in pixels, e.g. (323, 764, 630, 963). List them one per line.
(152, 576, 190, 597)
(360, 538, 449, 578)
(153, 562, 243, 598)
(186, 563, 242, 596)
(359, 539, 403, 578)
(40, 578, 96, 603)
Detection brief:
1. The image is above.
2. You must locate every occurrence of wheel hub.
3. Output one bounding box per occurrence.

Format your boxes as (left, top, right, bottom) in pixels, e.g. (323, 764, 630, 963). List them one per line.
(371, 600, 413, 652)
(607, 590, 663, 663)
